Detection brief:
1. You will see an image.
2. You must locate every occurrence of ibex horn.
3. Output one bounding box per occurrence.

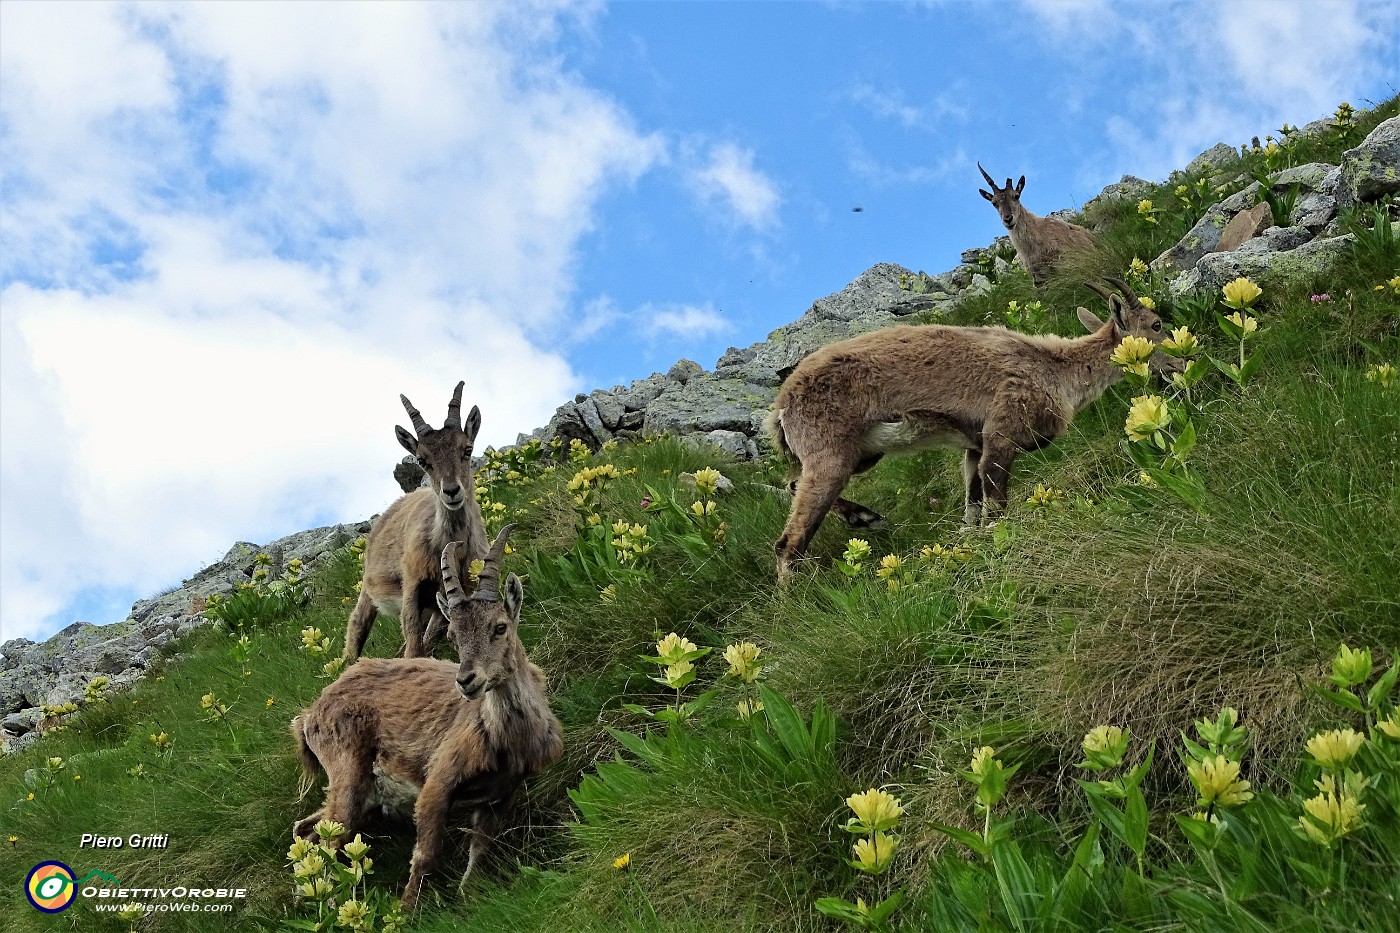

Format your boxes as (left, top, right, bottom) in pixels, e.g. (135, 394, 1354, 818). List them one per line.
(400, 394, 432, 437)
(439, 542, 469, 611)
(470, 523, 517, 603)
(1082, 280, 1117, 306)
(445, 381, 465, 431)
(977, 162, 997, 188)
(1103, 276, 1144, 308)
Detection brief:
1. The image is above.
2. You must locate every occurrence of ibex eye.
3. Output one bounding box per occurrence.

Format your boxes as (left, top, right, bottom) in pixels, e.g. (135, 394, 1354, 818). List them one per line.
(494, 623, 508, 637)
(1151, 321, 1162, 331)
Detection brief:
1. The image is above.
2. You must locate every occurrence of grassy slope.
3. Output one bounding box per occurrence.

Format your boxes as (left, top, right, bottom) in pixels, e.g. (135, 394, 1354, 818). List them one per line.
(3, 99, 1398, 933)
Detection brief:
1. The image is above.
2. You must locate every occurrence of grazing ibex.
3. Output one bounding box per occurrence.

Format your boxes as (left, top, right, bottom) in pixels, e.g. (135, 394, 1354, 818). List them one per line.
(345, 382, 488, 660)
(767, 278, 1179, 579)
(978, 163, 1097, 287)
(293, 526, 562, 911)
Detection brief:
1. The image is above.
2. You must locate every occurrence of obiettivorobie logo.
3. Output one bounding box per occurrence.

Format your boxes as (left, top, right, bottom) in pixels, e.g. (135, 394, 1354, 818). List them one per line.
(25, 862, 121, 913)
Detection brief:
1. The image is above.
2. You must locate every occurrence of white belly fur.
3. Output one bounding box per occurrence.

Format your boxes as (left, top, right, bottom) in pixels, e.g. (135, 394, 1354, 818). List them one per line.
(861, 420, 968, 456)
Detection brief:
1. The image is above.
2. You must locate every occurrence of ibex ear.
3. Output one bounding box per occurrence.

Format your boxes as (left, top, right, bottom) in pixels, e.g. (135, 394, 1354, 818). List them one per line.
(979, 188, 994, 201)
(1015, 176, 1026, 195)
(463, 405, 482, 443)
(1109, 296, 1130, 333)
(1076, 306, 1106, 333)
(435, 590, 451, 620)
(395, 425, 419, 455)
(503, 573, 523, 622)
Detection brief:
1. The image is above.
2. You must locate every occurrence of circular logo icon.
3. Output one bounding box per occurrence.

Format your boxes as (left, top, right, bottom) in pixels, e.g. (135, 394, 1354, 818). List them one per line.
(26, 861, 76, 913)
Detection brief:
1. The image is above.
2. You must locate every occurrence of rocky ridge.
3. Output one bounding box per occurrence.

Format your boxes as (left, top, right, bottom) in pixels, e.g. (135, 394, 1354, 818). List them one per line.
(4, 111, 1396, 753)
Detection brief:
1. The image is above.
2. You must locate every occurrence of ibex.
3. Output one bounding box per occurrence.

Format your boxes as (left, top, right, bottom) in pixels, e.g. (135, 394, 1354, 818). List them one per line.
(766, 278, 1179, 579)
(293, 526, 562, 910)
(345, 382, 488, 660)
(978, 163, 1097, 287)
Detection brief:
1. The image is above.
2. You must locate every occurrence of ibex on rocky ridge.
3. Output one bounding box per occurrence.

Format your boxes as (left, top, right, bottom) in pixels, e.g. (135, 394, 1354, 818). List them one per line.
(978, 163, 1098, 287)
(294, 526, 562, 910)
(766, 278, 1179, 579)
(344, 382, 488, 660)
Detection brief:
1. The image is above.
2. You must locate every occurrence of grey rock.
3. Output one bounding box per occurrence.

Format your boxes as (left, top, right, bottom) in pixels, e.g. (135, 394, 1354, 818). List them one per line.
(544, 402, 592, 447)
(692, 429, 759, 461)
(667, 359, 704, 384)
(1187, 142, 1240, 175)
(966, 273, 993, 297)
(1153, 183, 1261, 273)
(577, 398, 612, 447)
(1214, 202, 1274, 253)
(2, 730, 41, 754)
(715, 345, 757, 369)
(0, 638, 35, 670)
(1292, 191, 1338, 230)
(1270, 162, 1336, 192)
(3, 708, 42, 733)
(393, 456, 426, 493)
(1171, 233, 1355, 295)
(1088, 174, 1152, 206)
(642, 377, 777, 437)
(617, 375, 669, 412)
(619, 410, 644, 430)
(591, 392, 626, 430)
(1337, 116, 1400, 209)
(1233, 225, 1315, 256)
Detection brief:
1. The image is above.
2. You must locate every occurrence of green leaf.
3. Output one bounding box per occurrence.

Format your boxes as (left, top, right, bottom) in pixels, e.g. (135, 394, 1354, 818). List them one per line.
(1313, 684, 1365, 714)
(620, 703, 657, 719)
(1173, 813, 1220, 852)
(1171, 420, 1197, 460)
(928, 819, 990, 858)
(867, 890, 905, 924)
(607, 728, 663, 766)
(1238, 355, 1262, 382)
(680, 688, 720, 718)
(1081, 787, 1126, 845)
(1367, 651, 1400, 709)
(991, 836, 1039, 933)
(1124, 786, 1148, 859)
(814, 897, 866, 923)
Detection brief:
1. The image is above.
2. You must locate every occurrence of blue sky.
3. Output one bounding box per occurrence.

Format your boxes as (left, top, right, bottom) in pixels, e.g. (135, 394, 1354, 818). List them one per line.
(2, 0, 1397, 644)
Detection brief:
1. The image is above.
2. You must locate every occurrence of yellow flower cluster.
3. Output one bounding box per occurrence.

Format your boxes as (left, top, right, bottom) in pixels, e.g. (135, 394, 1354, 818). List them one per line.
(611, 521, 652, 563)
(1365, 362, 1395, 390)
(919, 543, 974, 568)
(1160, 326, 1199, 358)
(1110, 335, 1155, 378)
(1128, 257, 1149, 280)
(843, 538, 872, 569)
(844, 788, 902, 875)
(723, 642, 763, 683)
(300, 626, 332, 656)
(149, 731, 173, 751)
(1298, 771, 1367, 847)
(1125, 395, 1170, 442)
(1185, 754, 1253, 808)
(693, 467, 724, 496)
(1137, 199, 1157, 224)
(567, 463, 621, 510)
(1305, 728, 1364, 769)
(1221, 277, 1262, 310)
(200, 692, 229, 719)
(1025, 483, 1066, 509)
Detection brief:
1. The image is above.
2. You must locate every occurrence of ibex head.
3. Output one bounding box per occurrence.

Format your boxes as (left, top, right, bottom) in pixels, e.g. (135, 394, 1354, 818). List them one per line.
(395, 381, 481, 512)
(978, 163, 1027, 230)
(437, 526, 522, 699)
(1077, 278, 1185, 375)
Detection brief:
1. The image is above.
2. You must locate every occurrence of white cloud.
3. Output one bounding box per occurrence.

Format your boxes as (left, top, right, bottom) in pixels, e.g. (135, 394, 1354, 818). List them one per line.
(849, 82, 967, 129)
(688, 142, 781, 230)
(848, 144, 969, 187)
(0, 1, 662, 641)
(641, 302, 733, 340)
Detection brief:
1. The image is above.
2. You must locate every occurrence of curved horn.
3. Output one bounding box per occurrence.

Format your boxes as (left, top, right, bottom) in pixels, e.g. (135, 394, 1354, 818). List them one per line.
(439, 542, 469, 611)
(470, 523, 517, 603)
(445, 381, 465, 431)
(978, 162, 997, 188)
(401, 393, 431, 437)
(1103, 276, 1144, 308)
(1082, 280, 1117, 306)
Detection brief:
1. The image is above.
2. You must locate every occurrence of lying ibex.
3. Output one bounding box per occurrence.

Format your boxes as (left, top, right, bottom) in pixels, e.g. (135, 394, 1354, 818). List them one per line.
(978, 164, 1097, 286)
(767, 278, 1178, 578)
(345, 382, 489, 660)
(293, 526, 562, 910)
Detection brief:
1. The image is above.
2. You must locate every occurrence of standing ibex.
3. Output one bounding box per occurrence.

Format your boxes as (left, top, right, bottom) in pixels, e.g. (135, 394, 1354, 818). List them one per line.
(344, 382, 488, 660)
(978, 163, 1097, 287)
(767, 278, 1179, 579)
(293, 526, 562, 910)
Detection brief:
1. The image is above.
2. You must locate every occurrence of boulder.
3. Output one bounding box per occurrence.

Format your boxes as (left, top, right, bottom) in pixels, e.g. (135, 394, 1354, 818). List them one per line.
(1186, 142, 1240, 176)
(617, 374, 669, 412)
(393, 456, 426, 493)
(667, 359, 704, 385)
(683, 429, 759, 461)
(642, 376, 776, 438)
(1171, 233, 1355, 294)
(591, 392, 626, 430)
(1087, 175, 1153, 208)
(1213, 202, 1274, 253)
(1152, 183, 1260, 273)
(1336, 116, 1400, 209)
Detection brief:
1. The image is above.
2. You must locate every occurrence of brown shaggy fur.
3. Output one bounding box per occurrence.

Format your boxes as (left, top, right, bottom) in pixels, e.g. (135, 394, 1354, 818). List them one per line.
(768, 279, 1178, 578)
(345, 382, 489, 660)
(294, 533, 562, 910)
(979, 164, 1098, 287)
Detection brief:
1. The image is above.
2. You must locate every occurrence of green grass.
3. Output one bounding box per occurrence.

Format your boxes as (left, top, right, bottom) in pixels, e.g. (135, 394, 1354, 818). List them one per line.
(4, 99, 1399, 933)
